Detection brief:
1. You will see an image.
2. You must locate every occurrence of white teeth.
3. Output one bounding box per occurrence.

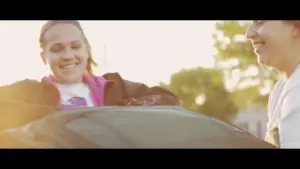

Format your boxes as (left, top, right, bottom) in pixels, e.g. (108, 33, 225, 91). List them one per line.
(61, 64, 76, 69)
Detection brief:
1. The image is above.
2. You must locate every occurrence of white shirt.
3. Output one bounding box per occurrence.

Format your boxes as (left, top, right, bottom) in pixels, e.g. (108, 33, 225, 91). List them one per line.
(266, 65, 300, 148)
(55, 82, 94, 110)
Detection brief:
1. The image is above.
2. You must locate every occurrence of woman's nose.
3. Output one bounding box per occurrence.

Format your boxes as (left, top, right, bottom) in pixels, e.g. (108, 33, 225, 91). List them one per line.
(245, 25, 257, 40)
(62, 48, 76, 61)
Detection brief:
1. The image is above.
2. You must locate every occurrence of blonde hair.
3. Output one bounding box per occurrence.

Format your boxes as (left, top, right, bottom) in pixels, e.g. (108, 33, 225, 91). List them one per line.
(39, 20, 98, 76)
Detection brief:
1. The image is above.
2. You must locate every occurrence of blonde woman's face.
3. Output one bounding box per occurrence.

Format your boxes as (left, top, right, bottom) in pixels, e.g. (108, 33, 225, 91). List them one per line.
(42, 24, 89, 84)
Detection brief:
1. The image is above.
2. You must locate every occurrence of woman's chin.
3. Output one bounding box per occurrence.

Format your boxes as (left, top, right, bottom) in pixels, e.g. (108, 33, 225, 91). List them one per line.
(257, 54, 271, 66)
(55, 75, 83, 84)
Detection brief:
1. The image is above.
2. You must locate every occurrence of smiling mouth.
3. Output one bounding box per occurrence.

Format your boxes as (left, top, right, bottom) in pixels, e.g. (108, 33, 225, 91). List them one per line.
(252, 41, 265, 48)
(59, 63, 79, 69)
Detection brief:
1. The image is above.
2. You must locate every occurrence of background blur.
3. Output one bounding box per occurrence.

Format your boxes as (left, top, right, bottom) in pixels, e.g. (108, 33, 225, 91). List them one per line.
(0, 20, 278, 139)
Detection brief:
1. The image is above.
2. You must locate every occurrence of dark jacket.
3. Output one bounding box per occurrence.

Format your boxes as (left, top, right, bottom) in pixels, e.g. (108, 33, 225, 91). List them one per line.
(0, 72, 179, 130)
(102, 73, 179, 106)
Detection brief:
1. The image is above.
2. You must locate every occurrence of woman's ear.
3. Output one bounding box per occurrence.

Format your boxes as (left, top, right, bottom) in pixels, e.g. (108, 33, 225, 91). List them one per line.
(291, 22, 300, 37)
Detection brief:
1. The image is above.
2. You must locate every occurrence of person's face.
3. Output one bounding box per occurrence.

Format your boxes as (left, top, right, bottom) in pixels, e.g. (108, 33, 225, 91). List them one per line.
(42, 24, 89, 84)
(246, 20, 297, 68)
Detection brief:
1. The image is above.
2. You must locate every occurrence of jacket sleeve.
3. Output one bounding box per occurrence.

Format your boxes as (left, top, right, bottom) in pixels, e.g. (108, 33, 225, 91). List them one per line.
(122, 79, 180, 106)
(0, 79, 60, 130)
(103, 72, 179, 106)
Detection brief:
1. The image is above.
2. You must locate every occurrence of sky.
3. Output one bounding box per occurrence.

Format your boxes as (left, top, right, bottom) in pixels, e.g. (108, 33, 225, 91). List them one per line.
(0, 21, 217, 86)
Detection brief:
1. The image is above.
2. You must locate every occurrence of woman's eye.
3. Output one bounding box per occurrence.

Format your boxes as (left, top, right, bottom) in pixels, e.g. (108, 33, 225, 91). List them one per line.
(72, 43, 81, 49)
(50, 45, 63, 52)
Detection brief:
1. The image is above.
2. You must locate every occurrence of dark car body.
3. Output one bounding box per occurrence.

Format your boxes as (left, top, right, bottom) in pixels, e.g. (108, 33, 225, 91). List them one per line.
(0, 106, 276, 148)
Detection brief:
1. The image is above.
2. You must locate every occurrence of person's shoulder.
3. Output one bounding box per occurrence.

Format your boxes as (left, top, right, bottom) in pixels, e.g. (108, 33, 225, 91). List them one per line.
(268, 79, 285, 104)
(0, 79, 45, 93)
(284, 68, 300, 96)
(279, 85, 300, 120)
(282, 85, 300, 105)
(88, 73, 123, 85)
(102, 72, 146, 86)
(275, 68, 300, 101)
(102, 72, 123, 80)
(0, 79, 60, 107)
(101, 72, 134, 85)
(0, 79, 60, 131)
(285, 67, 300, 88)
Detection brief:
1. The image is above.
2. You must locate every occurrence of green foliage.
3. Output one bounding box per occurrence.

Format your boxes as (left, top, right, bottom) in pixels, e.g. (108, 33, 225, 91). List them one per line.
(162, 67, 238, 123)
(231, 86, 268, 110)
(214, 21, 278, 87)
(161, 21, 279, 122)
(213, 21, 279, 108)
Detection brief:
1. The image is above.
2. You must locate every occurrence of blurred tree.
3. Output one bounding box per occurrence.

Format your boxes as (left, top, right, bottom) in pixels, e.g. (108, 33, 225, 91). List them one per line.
(160, 67, 238, 123)
(213, 21, 279, 108)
